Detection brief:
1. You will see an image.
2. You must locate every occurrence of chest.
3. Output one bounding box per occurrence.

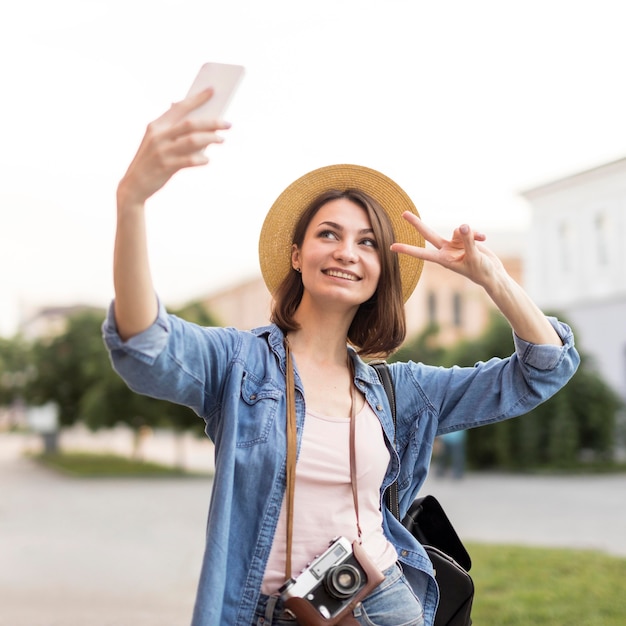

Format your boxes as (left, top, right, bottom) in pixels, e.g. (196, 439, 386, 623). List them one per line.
(296, 362, 365, 418)
(298, 404, 390, 482)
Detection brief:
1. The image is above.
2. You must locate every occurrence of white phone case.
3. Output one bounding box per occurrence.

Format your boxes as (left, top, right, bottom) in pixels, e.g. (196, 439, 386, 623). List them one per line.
(185, 62, 245, 121)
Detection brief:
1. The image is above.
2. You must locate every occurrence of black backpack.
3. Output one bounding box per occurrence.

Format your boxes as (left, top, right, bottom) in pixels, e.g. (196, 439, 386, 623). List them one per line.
(371, 362, 474, 626)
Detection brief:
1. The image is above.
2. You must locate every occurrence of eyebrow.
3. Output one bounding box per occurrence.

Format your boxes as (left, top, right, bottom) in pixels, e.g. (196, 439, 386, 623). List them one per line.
(317, 220, 374, 235)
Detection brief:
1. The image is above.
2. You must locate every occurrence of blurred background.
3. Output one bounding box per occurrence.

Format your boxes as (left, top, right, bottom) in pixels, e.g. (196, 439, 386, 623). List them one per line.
(1, 1, 626, 624)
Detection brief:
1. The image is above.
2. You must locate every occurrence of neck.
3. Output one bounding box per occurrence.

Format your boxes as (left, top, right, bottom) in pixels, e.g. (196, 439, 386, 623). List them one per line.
(289, 299, 357, 365)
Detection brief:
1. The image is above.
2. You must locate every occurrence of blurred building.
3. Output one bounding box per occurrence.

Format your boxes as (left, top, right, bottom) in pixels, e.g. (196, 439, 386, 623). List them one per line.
(201, 232, 524, 347)
(521, 156, 626, 405)
(404, 232, 523, 346)
(18, 304, 104, 341)
(201, 276, 273, 330)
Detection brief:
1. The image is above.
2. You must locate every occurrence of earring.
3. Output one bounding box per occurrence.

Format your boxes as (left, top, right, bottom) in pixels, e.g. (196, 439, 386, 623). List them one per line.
(293, 267, 301, 273)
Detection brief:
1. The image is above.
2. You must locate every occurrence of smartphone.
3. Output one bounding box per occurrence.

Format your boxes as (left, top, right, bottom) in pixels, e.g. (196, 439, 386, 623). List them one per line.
(185, 62, 245, 122)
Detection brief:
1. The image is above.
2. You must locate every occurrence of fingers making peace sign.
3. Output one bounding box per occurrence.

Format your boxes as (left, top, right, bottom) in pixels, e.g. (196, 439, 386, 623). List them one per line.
(391, 211, 505, 289)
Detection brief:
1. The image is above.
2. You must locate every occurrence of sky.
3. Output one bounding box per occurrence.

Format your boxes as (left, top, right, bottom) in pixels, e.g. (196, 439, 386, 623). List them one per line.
(1, 0, 626, 337)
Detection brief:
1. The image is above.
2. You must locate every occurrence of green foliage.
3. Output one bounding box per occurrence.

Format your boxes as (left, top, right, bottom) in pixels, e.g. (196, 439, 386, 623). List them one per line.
(172, 301, 221, 327)
(499, 357, 622, 470)
(443, 310, 515, 366)
(394, 311, 623, 470)
(26, 311, 109, 427)
(79, 368, 170, 432)
(19, 300, 219, 437)
(465, 316, 622, 470)
(393, 322, 446, 364)
(0, 335, 35, 408)
(35, 451, 205, 477)
(469, 543, 626, 625)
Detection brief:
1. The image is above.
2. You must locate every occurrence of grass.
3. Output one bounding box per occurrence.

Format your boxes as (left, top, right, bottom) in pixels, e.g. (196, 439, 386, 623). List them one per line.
(35, 451, 210, 478)
(468, 542, 626, 625)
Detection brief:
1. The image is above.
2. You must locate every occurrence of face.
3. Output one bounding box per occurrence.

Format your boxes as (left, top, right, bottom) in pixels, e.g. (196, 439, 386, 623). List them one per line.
(291, 198, 381, 309)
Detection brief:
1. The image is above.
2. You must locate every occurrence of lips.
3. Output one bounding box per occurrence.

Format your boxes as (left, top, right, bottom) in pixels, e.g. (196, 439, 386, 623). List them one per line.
(323, 269, 361, 281)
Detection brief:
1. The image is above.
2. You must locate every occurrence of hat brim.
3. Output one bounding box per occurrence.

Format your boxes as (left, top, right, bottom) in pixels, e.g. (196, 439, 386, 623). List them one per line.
(259, 164, 424, 303)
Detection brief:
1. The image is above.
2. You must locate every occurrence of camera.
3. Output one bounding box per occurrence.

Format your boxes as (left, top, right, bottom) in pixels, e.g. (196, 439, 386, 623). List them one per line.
(279, 536, 368, 620)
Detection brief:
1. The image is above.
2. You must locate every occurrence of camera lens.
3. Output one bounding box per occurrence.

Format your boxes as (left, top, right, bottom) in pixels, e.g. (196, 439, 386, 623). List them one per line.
(325, 564, 362, 599)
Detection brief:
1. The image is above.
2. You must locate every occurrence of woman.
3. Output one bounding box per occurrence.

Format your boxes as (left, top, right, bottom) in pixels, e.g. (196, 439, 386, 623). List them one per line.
(103, 87, 579, 625)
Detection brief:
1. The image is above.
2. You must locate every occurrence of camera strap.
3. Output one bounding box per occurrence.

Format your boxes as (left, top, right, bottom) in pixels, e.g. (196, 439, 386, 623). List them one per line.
(283, 339, 362, 582)
(284, 338, 297, 580)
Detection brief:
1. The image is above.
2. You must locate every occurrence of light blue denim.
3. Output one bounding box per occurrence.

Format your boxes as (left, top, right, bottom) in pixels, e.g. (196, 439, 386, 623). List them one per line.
(353, 563, 424, 626)
(102, 299, 579, 626)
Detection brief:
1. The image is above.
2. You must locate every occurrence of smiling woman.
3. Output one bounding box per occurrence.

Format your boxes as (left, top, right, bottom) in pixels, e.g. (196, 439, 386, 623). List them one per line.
(267, 183, 414, 357)
(102, 84, 579, 626)
(295, 199, 381, 296)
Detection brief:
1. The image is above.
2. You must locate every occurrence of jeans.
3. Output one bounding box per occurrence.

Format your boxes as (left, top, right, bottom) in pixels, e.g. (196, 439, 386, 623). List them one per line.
(254, 563, 424, 626)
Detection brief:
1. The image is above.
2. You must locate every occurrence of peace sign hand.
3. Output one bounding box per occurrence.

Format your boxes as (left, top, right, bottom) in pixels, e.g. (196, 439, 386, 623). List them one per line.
(391, 211, 505, 289)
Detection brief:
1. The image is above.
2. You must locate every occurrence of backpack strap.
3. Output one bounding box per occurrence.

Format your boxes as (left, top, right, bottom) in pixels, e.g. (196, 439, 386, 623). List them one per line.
(370, 362, 400, 520)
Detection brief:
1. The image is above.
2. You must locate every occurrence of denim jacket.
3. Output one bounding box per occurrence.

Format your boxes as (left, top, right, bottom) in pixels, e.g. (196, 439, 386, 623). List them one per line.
(102, 300, 579, 626)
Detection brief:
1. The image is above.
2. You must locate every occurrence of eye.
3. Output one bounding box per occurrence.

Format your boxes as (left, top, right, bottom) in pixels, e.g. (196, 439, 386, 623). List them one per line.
(319, 229, 339, 240)
(360, 237, 378, 248)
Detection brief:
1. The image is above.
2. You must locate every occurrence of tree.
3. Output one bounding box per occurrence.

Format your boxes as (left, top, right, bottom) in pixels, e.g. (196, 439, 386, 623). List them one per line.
(392, 311, 623, 470)
(0, 335, 35, 427)
(26, 311, 108, 428)
(393, 322, 445, 365)
(173, 301, 222, 327)
(23, 301, 219, 460)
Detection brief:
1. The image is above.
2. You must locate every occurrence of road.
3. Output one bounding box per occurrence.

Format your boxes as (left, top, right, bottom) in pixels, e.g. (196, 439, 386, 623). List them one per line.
(1, 433, 625, 626)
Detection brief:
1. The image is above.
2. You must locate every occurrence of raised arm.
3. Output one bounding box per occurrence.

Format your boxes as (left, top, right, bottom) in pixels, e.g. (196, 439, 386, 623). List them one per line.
(391, 212, 562, 346)
(113, 89, 231, 340)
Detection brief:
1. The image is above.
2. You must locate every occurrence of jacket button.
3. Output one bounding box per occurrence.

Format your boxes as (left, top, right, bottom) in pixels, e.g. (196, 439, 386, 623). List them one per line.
(250, 394, 257, 400)
(401, 550, 408, 557)
(376, 405, 383, 411)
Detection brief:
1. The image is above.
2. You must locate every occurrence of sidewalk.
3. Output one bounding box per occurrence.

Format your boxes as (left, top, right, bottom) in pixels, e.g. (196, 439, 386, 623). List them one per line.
(421, 470, 626, 557)
(0, 434, 210, 626)
(1, 433, 625, 626)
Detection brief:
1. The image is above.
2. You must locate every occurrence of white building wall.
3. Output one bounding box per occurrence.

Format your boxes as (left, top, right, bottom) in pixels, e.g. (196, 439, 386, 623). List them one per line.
(522, 157, 626, 404)
(563, 298, 626, 396)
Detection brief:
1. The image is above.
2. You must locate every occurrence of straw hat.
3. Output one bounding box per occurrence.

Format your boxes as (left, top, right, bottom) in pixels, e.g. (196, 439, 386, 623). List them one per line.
(258, 164, 425, 302)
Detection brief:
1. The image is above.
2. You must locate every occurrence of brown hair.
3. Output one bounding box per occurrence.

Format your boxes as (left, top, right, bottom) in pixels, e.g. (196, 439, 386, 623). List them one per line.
(270, 189, 407, 357)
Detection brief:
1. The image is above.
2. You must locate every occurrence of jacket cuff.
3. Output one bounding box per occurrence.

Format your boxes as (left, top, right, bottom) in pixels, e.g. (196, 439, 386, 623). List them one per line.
(513, 317, 575, 370)
(101, 298, 170, 365)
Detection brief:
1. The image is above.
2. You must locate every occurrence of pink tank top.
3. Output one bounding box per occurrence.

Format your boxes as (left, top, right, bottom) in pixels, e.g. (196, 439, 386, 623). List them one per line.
(260, 401, 398, 594)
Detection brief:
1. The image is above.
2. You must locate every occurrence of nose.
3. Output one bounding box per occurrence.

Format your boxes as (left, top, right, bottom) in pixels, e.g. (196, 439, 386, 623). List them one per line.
(334, 238, 358, 263)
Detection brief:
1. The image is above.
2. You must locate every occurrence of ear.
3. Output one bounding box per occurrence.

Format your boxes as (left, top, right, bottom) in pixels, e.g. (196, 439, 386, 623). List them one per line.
(291, 244, 301, 271)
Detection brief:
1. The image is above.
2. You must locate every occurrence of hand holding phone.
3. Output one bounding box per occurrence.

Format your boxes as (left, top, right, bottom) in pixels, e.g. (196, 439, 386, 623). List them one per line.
(185, 62, 245, 122)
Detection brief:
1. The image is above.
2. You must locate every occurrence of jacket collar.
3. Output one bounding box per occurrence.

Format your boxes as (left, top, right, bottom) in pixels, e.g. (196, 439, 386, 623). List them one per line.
(252, 324, 386, 385)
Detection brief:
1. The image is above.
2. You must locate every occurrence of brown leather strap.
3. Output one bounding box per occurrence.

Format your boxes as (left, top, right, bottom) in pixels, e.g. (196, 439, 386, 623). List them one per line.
(283, 344, 362, 579)
(348, 363, 362, 542)
(284, 339, 297, 580)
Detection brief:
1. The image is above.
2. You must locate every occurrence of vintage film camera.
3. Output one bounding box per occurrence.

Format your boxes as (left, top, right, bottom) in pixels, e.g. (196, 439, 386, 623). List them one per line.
(279, 536, 368, 620)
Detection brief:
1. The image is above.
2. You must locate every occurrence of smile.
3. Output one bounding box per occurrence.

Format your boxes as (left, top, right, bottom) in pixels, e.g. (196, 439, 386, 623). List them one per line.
(324, 269, 360, 281)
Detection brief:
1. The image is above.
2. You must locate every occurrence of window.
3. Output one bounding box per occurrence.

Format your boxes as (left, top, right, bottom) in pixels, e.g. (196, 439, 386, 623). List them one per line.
(427, 291, 437, 325)
(559, 221, 572, 273)
(452, 292, 462, 328)
(594, 212, 608, 266)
